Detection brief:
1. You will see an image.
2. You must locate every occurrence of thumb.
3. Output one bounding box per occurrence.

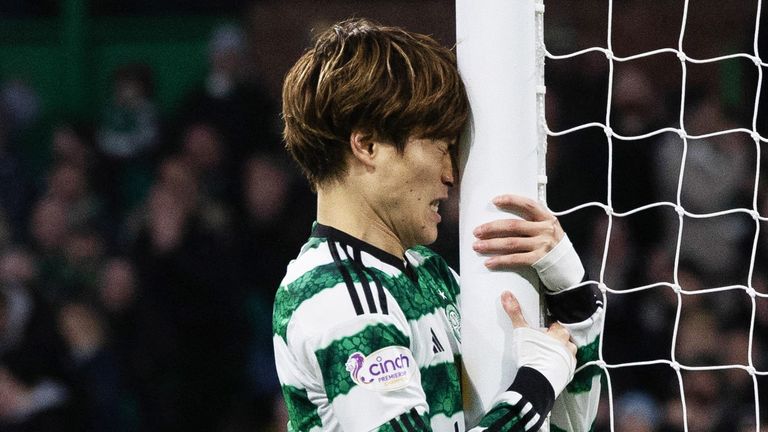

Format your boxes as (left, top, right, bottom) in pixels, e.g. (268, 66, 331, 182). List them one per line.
(501, 291, 528, 329)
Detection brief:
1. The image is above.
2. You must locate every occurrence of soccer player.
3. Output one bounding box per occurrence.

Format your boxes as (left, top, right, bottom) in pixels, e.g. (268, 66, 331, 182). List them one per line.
(273, 19, 603, 431)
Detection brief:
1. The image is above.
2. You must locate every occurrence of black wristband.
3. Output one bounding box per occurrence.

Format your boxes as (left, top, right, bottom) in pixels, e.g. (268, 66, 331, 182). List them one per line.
(545, 280, 602, 324)
(507, 366, 556, 419)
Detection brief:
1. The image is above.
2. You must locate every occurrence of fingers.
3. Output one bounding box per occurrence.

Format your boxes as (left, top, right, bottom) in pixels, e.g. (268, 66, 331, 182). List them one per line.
(492, 194, 552, 222)
(474, 236, 544, 268)
(473, 195, 565, 270)
(484, 252, 541, 269)
(473, 195, 562, 243)
(473, 236, 544, 255)
(547, 322, 577, 357)
(500, 291, 528, 329)
(473, 218, 552, 240)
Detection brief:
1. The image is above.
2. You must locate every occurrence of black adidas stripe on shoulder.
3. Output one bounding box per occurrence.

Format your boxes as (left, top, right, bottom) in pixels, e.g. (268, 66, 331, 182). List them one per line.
(354, 247, 389, 315)
(328, 239, 390, 316)
(328, 240, 364, 315)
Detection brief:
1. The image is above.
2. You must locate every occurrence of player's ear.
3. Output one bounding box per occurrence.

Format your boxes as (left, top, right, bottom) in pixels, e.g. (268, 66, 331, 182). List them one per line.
(349, 130, 377, 168)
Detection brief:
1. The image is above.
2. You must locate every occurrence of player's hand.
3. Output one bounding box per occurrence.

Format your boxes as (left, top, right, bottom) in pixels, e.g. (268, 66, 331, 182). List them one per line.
(501, 290, 576, 396)
(473, 194, 564, 270)
(501, 291, 576, 357)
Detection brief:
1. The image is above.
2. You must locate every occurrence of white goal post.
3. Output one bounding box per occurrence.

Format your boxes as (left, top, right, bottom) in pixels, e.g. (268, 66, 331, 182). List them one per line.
(456, 0, 768, 431)
(456, 0, 548, 427)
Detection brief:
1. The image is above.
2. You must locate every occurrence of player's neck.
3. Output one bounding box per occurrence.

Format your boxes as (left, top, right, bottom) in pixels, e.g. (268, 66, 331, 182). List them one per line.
(316, 185, 406, 259)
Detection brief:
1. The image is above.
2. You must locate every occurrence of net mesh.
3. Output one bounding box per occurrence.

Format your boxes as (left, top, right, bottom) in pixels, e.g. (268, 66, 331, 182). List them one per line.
(539, 1, 768, 430)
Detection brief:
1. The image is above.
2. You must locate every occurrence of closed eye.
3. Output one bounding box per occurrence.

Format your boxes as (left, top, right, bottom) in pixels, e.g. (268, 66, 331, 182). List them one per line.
(437, 141, 452, 156)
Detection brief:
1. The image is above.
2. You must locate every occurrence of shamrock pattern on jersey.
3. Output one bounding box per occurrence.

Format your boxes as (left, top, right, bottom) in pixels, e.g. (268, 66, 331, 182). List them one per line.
(421, 362, 462, 418)
(273, 262, 364, 340)
(281, 384, 322, 431)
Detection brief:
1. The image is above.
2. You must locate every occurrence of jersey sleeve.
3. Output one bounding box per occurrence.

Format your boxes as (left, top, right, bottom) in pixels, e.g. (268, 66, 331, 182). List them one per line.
(310, 313, 430, 431)
(546, 282, 605, 432)
(459, 236, 602, 432)
(454, 283, 603, 432)
(277, 267, 434, 432)
(464, 366, 558, 432)
(373, 367, 558, 432)
(529, 233, 603, 431)
(450, 253, 567, 431)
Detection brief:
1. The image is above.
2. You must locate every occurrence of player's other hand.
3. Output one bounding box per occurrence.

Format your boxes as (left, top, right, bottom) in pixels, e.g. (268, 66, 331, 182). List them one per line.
(501, 291, 577, 395)
(501, 291, 576, 356)
(473, 194, 564, 270)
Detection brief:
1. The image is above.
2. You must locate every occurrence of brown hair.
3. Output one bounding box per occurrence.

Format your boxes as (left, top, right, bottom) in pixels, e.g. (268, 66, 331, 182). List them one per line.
(282, 18, 469, 187)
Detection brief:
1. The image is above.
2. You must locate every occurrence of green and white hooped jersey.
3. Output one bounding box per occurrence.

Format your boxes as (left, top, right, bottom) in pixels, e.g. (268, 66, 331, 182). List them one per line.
(273, 224, 602, 432)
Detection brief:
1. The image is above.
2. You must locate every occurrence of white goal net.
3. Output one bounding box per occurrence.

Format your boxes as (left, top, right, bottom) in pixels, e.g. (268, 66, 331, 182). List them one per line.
(543, 1, 768, 431)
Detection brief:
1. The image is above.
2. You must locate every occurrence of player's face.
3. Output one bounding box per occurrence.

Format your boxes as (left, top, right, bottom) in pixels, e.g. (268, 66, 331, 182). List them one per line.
(375, 136, 456, 249)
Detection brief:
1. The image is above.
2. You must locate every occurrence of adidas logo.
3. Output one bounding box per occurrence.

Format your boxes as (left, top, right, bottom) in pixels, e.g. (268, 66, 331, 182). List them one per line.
(431, 328, 445, 354)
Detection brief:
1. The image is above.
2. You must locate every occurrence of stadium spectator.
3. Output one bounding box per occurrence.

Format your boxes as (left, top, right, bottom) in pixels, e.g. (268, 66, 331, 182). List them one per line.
(655, 94, 754, 286)
(57, 301, 124, 431)
(0, 78, 42, 139)
(0, 248, 37, 287)
(614, 391, 662, 432)
(128, 159, 251, 431)
(96, 63, 160, 217)
(610, 66, 667, 257)
(96, 63, 158, 161)
(235, 153, 314, 426)
(51, 124, 93, 172)
(237, 153, 312, 293)
(0, 282, 74, 432)
(28, 198, 72, 302)
(177, 122, 239, 241)
(176, 23, 280, 166)
(178, 122, 232, 202)
(45, 162, 105, 232)
(0, 119, 31, 241)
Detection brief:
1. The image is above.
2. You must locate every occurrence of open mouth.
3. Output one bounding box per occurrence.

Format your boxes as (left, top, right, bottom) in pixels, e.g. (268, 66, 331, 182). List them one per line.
(430, 200, 440, 213)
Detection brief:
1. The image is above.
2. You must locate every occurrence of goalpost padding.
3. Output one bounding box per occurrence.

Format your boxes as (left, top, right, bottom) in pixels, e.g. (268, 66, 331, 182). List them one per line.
(456, 0, 547, 427)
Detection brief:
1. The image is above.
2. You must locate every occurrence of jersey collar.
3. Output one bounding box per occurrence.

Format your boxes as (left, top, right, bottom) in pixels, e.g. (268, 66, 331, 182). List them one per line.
(312, 223, 408, 272)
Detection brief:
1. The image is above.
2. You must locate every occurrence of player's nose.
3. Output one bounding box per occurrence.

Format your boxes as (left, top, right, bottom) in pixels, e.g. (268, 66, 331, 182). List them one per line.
(442, 155, 455, 187)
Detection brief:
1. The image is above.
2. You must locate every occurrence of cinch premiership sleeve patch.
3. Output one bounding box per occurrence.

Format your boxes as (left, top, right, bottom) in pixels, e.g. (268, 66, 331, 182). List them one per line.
(346, 346, 417, 392)
(314, 321, 411, 402)
(315, 321, 428, 431)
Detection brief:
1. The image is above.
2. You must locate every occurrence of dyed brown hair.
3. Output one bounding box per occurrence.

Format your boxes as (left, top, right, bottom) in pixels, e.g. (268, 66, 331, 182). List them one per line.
(282, 18, 469, 187)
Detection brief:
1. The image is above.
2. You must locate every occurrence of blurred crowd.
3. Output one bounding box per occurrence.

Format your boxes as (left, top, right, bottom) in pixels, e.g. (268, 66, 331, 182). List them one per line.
(0, 22, 318, 431)
(1, 1, 767, 432)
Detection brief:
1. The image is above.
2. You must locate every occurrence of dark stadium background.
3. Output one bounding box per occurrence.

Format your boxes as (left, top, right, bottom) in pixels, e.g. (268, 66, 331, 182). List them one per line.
(0, 0, 765, 431)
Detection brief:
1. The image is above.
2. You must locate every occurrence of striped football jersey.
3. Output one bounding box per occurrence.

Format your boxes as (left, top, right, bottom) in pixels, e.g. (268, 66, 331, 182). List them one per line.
(273, 223, 602, 431)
